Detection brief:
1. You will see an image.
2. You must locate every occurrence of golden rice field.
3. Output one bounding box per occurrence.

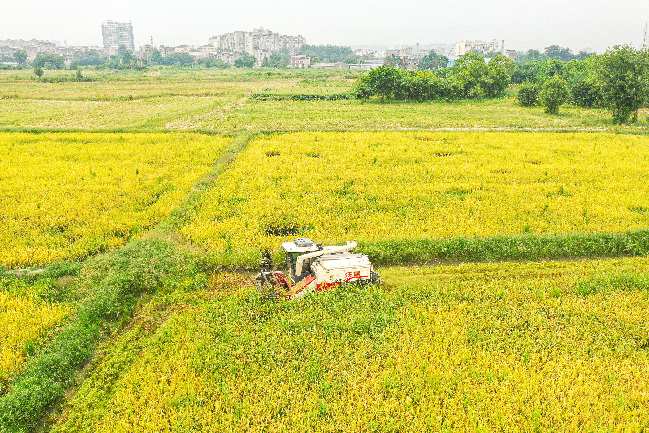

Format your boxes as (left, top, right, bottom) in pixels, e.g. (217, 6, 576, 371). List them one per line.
(53, 257, 649, 432)
(0, 132, 230, 268)
(181, 130, 649, 265)
(0, 279, 70, 392)
(3, 69, 649, 432)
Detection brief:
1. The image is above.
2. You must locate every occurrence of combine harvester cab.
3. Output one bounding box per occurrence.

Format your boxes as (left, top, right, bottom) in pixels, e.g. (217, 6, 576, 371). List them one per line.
(255, 238, 380, 299)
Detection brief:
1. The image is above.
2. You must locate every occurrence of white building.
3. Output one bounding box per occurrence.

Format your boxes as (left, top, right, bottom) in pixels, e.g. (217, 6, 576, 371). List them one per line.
(290, 55, 311, 68)
(102, 21, 135, 56)
(454, 39, 504, 56)
(209, 27, 305, 65)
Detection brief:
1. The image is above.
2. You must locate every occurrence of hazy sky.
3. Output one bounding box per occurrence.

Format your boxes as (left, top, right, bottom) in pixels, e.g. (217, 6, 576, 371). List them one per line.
(2, 0, 648, 53)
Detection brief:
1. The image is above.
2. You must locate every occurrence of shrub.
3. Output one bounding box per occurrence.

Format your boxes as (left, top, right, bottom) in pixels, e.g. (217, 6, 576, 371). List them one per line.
(539, 76, 569, 114)
(517, 82, 539, 106)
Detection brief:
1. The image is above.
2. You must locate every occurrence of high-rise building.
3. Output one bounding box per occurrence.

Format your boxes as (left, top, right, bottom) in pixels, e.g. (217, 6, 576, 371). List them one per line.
(102, 21, 134, 55)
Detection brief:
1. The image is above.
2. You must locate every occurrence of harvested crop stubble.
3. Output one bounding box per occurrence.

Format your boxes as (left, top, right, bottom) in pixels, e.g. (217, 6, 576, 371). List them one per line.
(181, 131, 649, 266)
(0, 132, 230, 268)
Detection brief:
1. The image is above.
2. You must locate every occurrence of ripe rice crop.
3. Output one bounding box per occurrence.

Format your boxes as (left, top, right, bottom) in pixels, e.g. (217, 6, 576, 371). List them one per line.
(53, 257, 649, 432)
(181, 131, 649, 266)
(0, 132, 230, 268)
(0, 279, 70, 392)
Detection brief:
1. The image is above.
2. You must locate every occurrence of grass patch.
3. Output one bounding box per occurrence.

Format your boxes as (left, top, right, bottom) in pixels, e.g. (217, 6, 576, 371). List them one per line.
(359, 229, 649, 266)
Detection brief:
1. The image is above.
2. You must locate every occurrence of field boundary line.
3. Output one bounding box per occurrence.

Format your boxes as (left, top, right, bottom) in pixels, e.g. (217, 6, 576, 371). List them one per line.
(157, 131, 255, 234)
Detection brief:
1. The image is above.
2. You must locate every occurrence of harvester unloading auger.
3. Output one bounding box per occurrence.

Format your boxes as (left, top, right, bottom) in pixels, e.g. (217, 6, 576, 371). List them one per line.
(254, 238, 380, 299)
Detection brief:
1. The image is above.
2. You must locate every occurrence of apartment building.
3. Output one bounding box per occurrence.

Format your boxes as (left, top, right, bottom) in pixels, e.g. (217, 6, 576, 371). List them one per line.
(209, 27, 306, 65)
(102, 21, 135, 56)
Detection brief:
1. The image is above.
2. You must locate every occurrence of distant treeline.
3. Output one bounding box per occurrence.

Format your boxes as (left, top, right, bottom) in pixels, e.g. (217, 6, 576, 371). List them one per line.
(354, 46, 649, 124)
(354, 53, 513, 102)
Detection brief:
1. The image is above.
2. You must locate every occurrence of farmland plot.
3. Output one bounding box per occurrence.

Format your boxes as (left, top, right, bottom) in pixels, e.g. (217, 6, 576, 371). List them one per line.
(181, 131, 649, 266)
(53, 257, 649, 432)
(0, 132, 230, 268)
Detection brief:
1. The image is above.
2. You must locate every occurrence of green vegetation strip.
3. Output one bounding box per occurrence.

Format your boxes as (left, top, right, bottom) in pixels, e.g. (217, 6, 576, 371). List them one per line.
(0, 238, 200, 432)
(250, 93, 352, 101)
(358, 229, 649, 266)
(0, 133, 254, 433)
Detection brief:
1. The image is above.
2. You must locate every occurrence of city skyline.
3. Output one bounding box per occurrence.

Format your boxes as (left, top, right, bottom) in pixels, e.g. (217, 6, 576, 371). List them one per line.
(1, 0, 648, 54)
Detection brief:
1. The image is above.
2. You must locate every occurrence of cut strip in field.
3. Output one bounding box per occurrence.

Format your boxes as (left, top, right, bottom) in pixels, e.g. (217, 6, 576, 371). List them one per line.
(210, 98, 612, 131)
(0, 132, 231, 268)
(181, 131, 649, 267)
(53, 257, 649, 432)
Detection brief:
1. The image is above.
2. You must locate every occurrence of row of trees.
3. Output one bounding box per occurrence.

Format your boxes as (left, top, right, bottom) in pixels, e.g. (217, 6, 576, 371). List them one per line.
(519, 45, 594, 62)
(297, 45, 359, 64)
(354, 54, 513, 102)
(516, 46, 649, 124)
(354, 45, 648, 125)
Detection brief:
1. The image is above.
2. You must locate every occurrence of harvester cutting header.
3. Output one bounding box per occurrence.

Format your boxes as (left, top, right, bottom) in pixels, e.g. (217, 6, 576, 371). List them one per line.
(254, 238, 380, 299)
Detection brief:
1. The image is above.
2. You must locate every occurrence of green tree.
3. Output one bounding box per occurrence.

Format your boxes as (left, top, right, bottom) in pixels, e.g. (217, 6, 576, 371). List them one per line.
(511, 60, 544, 84)
(32, 53, 65, 70)
(597, 45, 649, 124)
(488, 54, 515, 76)
(197, 57, 230, 69)
(234, 53, 256, 68)
(402, 70, 441, 101)
(33, 67, 43, 78)
(539, 75, 569, 114)
(357, 66, 403, 102)
(298, 44, 356, 63)
(449, 54, 512, 99)
(268, 53, 289, 68)
(538, 59, 564, 82)
(544, 45, 575, 62)
(451, 53, 491, 99)
(353, 76, 373, 101)
(418, 50, 449, 71)
(118, 45, 135, 66)
(13, 50, 27, 64)
(76, 50, 106, 66)
(484, 59, 512, 97)
(525, 49, 544, 61)
(385, 54, 405, 69)
(576, 51, 593, 61)
(561, 58, 603, 108)
(149, 49, 164, 65)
